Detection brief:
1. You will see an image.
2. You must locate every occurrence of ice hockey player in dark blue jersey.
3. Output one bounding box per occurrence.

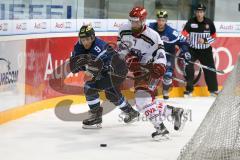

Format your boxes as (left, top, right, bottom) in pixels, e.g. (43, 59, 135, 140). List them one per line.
(149, 10, 190, 100)
(70, 25, 139, 129)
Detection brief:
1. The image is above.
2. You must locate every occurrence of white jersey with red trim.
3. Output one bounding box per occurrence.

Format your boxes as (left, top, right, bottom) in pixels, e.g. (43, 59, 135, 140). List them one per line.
(117, 23, 166, 66)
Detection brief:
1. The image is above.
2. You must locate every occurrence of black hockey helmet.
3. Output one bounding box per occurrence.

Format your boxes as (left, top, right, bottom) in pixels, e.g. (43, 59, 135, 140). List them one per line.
(78, 25, 95, 38)
(195, 4, 206, 11)
(156, 10, 168, 19)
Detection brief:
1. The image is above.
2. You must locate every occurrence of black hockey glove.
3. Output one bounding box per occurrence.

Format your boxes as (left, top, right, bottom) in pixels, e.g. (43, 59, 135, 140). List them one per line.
(70, 54, 91, 73)
(87, 58, 104, 77)
(180, 52, 191, 62)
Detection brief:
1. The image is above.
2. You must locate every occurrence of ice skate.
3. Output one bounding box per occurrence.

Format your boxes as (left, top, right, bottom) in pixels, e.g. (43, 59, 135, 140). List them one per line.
(172, 107, 184, 130)
(121, 105, 140, 123)
(183, 91, 192, 98)
(163, 90, 169, 100)
(82, 107, 103, 129)
(152, 123, 170, 141)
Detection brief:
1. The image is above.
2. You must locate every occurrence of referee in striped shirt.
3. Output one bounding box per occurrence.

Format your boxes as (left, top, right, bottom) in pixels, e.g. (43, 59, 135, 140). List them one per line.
(180, 4, 218, 97)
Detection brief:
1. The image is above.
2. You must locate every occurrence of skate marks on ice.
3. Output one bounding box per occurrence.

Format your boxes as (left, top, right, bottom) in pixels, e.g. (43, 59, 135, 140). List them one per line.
(0, 97, 215, 160)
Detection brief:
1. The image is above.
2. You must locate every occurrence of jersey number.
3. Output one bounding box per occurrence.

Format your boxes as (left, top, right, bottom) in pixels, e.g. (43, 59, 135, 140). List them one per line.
(94, 46, 102, 53)
(133, 39, 137, 46)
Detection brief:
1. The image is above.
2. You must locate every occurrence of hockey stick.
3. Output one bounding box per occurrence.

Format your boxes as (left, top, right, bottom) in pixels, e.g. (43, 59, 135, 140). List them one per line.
(85, 54, 193, 84)
(176, 53, 202, 85)
(86, 65, 149, 80)
(173, 77, 187, 84)
(71, 51, 150, 80)
(165, 52, 225, 74)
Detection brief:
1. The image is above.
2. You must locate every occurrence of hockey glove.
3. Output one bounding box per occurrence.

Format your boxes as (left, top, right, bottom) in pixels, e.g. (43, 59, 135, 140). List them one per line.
(69, 54, 90, 73)
(180, 52, 191, 61)
(125, 53, 140, 72)
(87, 58, 104, 76)
(147, 63, 166, 79)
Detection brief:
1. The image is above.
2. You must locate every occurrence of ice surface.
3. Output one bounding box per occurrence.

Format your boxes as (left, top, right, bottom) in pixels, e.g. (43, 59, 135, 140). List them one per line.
(0, 97, 215, 160)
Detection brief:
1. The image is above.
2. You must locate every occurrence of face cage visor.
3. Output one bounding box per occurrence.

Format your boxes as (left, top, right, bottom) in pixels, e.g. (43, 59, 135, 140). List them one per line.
(129, 16, 145, 25)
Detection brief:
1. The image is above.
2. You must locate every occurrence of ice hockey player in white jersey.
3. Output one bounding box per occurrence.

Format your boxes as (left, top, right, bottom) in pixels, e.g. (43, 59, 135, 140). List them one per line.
(117, 6, 185, 140)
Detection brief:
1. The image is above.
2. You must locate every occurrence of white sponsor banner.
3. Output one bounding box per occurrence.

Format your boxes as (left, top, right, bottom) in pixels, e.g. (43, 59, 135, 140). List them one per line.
(1, 19, 240, 36)
(107, 19, 128, 31)
(175, 21, 240, 33)
(146, 19, 155, 25)
(215, 22, 240, 33)
(107, 19, 178, 32)
(166, 20, 178, 29)
(29, 19, 51, 33)
(11, 20, 30, 35)
(50, 19, 77, 32)
(0, 40, 26, 111)
(0, 20, 13, 35)
(176, 20, 187, 32)
(77, 19, 107, 31)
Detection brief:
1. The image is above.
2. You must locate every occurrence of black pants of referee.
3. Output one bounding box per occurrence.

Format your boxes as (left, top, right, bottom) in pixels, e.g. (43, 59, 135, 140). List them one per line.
(185, 47, 218, 93)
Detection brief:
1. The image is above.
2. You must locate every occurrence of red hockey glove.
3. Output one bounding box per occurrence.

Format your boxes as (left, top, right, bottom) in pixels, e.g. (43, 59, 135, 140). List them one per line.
(149, 63, 166, 79)
(125, 53, 140, 72)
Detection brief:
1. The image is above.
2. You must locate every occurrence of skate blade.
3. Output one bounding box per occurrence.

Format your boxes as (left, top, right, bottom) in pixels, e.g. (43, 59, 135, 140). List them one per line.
(153, 134, 170, 141)
(82, 123, 102, 129)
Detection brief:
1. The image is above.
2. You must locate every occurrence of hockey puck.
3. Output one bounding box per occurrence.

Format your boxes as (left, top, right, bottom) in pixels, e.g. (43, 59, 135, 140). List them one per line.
(100, 144, 107, 147)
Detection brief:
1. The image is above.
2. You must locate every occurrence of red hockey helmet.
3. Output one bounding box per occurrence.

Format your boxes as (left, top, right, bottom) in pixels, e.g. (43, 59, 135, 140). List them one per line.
(129, 6, 147, 22)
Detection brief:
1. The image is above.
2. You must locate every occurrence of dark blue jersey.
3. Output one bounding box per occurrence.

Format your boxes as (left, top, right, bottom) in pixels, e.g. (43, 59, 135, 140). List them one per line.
(71, 37, 113, 77)
(149, 23, 189, 54)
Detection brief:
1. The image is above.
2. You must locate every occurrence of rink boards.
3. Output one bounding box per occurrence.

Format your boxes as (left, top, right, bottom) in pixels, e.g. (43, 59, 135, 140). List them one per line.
(0, 32, 240, 124)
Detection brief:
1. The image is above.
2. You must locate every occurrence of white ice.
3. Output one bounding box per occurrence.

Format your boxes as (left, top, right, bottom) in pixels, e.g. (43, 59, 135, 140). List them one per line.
(0, 97, 215, 160)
